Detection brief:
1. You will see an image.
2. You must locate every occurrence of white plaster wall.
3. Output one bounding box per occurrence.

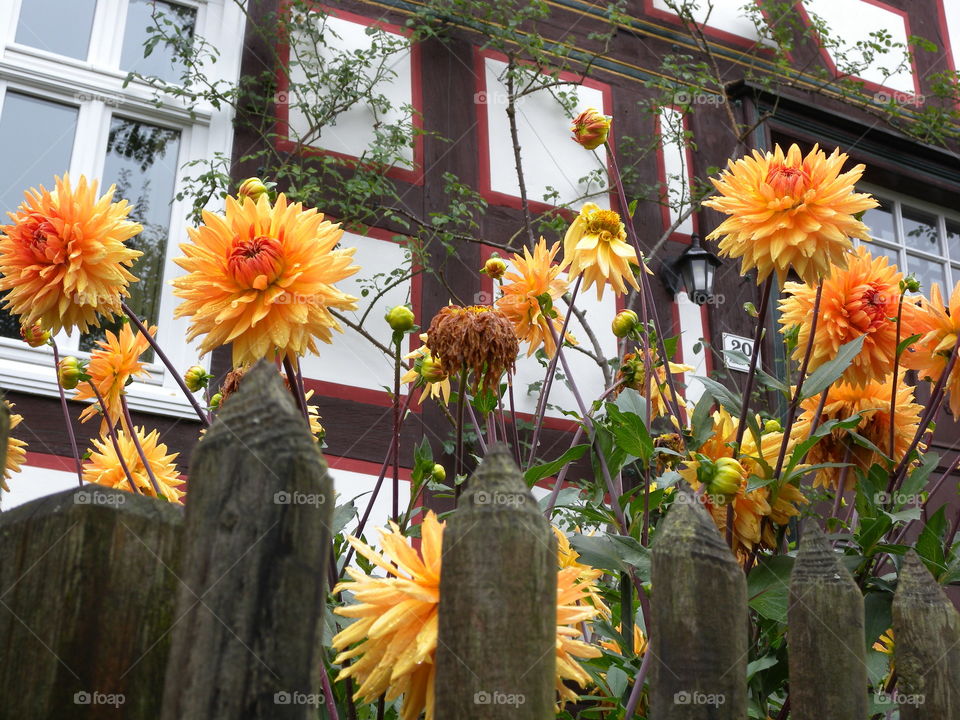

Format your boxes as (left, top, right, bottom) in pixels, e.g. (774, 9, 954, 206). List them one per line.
(328, 464, 411, 548)
(943, 1, 960, 72)
(675, 292, 708, 405)
(651, 0, 764, 42)
(287, 13, 414, 163)
(2, 463, 79, 510)
(659, 106, 694, 235)
(483, 57, 609, 210)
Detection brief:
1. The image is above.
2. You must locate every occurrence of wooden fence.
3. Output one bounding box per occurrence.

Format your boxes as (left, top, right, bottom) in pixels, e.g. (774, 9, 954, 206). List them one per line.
(0, 361, 958, 718)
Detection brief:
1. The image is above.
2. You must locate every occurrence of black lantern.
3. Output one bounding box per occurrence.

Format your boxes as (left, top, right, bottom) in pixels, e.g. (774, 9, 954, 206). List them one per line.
(662, 234, 721, 305)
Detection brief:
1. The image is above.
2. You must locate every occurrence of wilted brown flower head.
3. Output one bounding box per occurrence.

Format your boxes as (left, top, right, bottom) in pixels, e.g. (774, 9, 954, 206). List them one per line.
(426, 305, 519, 392)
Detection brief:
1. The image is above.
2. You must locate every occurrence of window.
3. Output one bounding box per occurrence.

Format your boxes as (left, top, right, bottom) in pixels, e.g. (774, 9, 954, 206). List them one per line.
(859, 190, 960, 296)
(0, 0, 246, 417)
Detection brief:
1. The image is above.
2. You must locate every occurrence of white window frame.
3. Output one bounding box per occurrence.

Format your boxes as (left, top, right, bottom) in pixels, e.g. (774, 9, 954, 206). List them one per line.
(857, 183, 960, 294)
(0, 0, 245, 418)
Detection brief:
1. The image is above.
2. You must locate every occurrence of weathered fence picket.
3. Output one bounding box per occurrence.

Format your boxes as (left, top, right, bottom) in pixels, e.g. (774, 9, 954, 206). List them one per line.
(649, 496, 748, 719)
(435, 443, 557, 719)
(892, 550, 960, 719)
(788, 524, 867, 719)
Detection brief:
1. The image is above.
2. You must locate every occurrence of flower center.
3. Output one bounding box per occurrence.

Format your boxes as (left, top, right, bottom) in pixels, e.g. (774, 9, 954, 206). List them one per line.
(586, 210, 623, 242)
(856, 284, 891, 330)
(765, 163, 810, 199)
(228, 235, 283, 289)
(29, 219, 60, 262)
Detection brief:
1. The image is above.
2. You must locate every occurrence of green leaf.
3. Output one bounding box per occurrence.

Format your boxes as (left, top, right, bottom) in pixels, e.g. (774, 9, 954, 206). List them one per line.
(747, 556, 794, 622)
(916, 506, 948, 577)
(614, 388, 649, 422)
(606, 666, 629, 699)
(694, 375, 743, 415)
(784, 415, 862, 475)
(802, 335, 866, 398)
(569, 533, 651, 580)
(524, 444, 589, 485)
(605, 403, 653, 462)
(896, 333, 922, 356)
(899, 452, 939, 503)
(332, 500, 358, 536)
(864, 592, 892, 649)
(410, 436, 435, 486)
(858, 514, 893, 554)
(689, 393, 715, 450)
(746, 655, 779, 681)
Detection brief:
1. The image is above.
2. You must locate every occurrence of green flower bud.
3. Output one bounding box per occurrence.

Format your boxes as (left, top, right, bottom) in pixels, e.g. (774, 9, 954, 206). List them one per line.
(763, 419, 782, 433)
(237, 177, 270, 202)
(706, 457, 745, 503)
(385, 305, 416, 332)
(431, 463, 446, 482)
(57, 356, 84, 390)
(611, 309, 639, 338)
(900, 275, 921, 294)
(483, 256, 507, 280)
(419, 356, 447, 383)
(208, 392, 223, 410)
(184, 365, 212, 393)
(20, 322, 51, 348)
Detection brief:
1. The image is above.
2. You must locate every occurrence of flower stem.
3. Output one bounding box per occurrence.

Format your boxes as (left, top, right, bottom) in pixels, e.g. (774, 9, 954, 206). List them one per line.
(281, 356, 309, 422)
(525, 275, 581, 470)
(624, 648, 652, 719)
(85, 381, 140, 494)
(465, 398, 488, 456)
(507, 373, 522, 467)
(733, 277, 774, 450)
(121, 301, 210, 427)
(392, 337, 402, 521)
(320, 658, 341, 720)
(454, 368, 468, 502)
(120, 396, 163, 498)
(889, 291, 907, 459)
(50, 340, 83, 487)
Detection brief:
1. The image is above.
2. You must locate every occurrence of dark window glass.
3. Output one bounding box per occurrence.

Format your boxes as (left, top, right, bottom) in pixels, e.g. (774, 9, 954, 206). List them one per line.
(901, 206, 941, 255)
(121, 0, 197, 83)
(15, 0, 97, 60)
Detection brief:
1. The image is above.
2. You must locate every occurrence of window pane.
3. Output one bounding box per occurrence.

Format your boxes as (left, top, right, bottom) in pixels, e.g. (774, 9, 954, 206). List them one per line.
(15, 0, 97, 60)
(947, 221, 960, 263)
(121, 0, 196, 83)
(80, 118, 181, 355)
(901, 206, 941, 255)
(0, 92, 79, 339)
(907, 254, 946, 296)
(868, 243, 901, 271)
(863, 200, 896, 243)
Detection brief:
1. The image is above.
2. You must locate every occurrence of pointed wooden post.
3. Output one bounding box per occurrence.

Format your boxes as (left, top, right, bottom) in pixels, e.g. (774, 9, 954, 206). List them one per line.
(161, 361, 333, 720)
(892, 551, 960, 719)
(435, 443, 556, 718)
(649, 495, 748, 719)
(788, 524, 867, 719)
(0, 486, 182, 718)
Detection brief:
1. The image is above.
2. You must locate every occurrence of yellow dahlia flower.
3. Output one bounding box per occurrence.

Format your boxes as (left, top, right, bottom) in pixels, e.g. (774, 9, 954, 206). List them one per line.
(333, 512, 603, 720)
(791, 375, 921, 489)
(615, 350, 692, 421)
(563, 203, 640, 300)
(0, 175, 142, 334)
(72, 322, 154, 432)
(779, 247, 909, 387)
(172, 194, 359, 367)
(679, 409, 807, 559)
(2, 403, 27, 493)
(83, 426, 183, 502)
(901, 281, 960, 417)
(496, 238, 573, 357)
(704, 144, 877, 286)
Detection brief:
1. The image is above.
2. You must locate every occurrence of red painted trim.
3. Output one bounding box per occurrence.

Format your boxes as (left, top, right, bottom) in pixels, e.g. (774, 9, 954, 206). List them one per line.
(325, 453, 412, 480)
(473, 47, 615, 215)
(642, 0, 774, 54)
(654, 107, 698, 242)
(793, 0, 923, 102)
(24, 451, 76, 473)
(274, 3, 425, 185)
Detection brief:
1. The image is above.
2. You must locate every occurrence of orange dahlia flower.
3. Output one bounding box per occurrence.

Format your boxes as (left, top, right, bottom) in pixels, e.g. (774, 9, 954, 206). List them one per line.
(333, 512, 603, 720)
(0, 175, 142, 334)
(172, 194, 359, 367)
(563, 203, 640, 299)
(704, 144, 877, 286)
(679, 408, 807, 559)
(779, 247, 910, 387)
(496, 238, 574, 357)
(615, 350, 692, 421)
(791, 375, 921, 489)
(2, 403, 27, 493)
(83, 426, 183, 502)
(901, 281, 960, 417)
(73, 322, 154, 432)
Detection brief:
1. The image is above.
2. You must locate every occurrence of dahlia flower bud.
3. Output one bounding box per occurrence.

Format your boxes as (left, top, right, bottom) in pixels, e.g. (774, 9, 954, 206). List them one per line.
(763, 419, 782, 433)
(20, 322, 50, 348)
(570, 108, 611, 150)
(237, 177, 270, 202)
(483, 256, 507, 280)
(611, 309, 639, 338)
(706, 457, 745, 503)
(419, 356, 447, 383)
(57, 356, 84, 390)
(385, 305, 415, 332)
(208, 392, 223, 410)
(431, 463, 446, 482)
(900, 275, 921, 294)
(184, 365, 212, 393)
